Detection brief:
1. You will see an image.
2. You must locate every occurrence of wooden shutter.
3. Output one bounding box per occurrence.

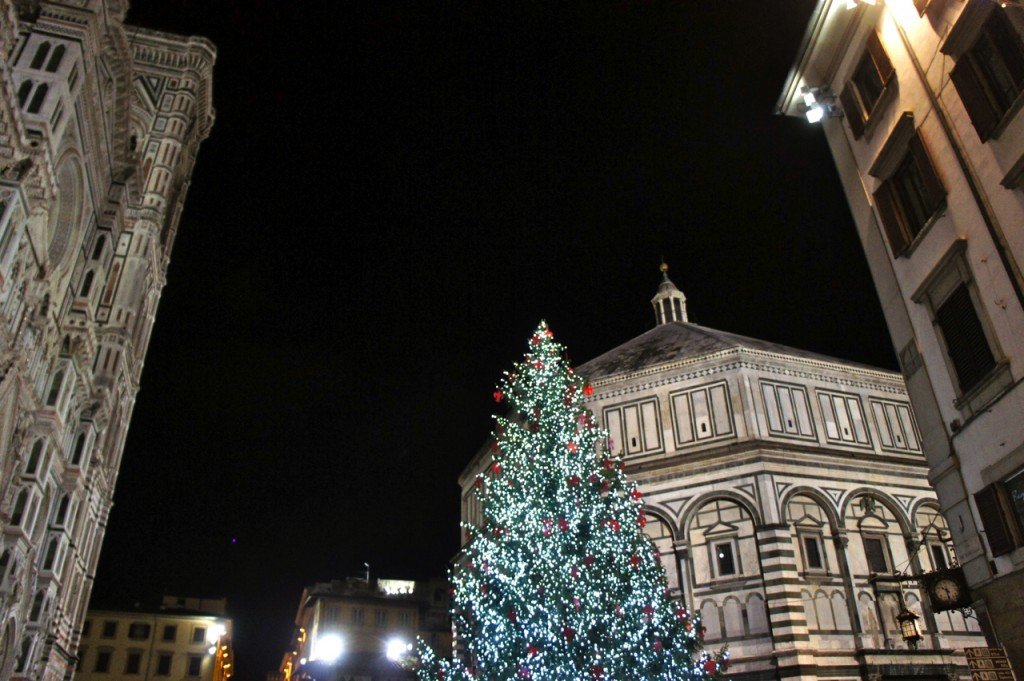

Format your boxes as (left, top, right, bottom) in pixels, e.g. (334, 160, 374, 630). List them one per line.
(935, 283, 996, 393)
(975, 484, 1016, 556)
(873, 182, 909, 256)
(908, 132, 946, 215)
(989, 11, 1024, 91)
(952, 55, 1000, 141)
(840, 85, 866, 139)
(867, 32, 895, 85)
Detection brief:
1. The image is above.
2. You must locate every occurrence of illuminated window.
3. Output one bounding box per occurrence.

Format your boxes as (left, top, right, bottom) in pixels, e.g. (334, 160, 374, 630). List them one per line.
(714, 542, 736, 577)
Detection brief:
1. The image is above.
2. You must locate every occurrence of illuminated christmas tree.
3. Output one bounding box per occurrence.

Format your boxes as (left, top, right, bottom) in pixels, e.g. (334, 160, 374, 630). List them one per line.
(418, 321, 727, 680)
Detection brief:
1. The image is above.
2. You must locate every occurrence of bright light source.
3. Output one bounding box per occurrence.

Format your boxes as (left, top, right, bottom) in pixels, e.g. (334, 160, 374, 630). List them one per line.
(386, 638, 413, 661)
(208, 646, 217, 655)
(206, 623, 227, 643)
(313, 634, 344, 663)
(805, 104, 825, 124)
(845, 0, 876, 8)
(802, 90, 817, 108)
(299, 658, 307, 666)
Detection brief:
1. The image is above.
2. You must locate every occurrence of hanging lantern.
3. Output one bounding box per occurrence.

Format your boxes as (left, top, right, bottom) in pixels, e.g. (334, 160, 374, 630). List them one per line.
(896, 606, 922, 649)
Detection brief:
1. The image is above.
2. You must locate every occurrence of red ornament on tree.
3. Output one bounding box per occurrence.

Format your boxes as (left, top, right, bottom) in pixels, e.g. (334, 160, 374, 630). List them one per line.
(567, 441, 578, 453)
(557, 517, 569, 532)
(508, 609, 517, 622)
(563, 627, 575, 642)
(528, 646, 540, 657)
(492, 462, 502, 476)
(638, 510, 648, 528)
(493, 390, 504, 403)
(568, 475, 580, 487)
(653, 640, 663, 652)
(630, 488, 643, 501)
(704, 660, 717, 674)
(583, 554, 595, 566)
(591, 665, 604, 680)
(630, 554, 641, 569)
(584, 385, 594, 396)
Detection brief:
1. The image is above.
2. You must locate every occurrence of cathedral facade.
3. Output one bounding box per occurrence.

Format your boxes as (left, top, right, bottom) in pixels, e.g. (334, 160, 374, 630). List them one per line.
(460, 270, 986, 681)
(0, 1, 214, 679)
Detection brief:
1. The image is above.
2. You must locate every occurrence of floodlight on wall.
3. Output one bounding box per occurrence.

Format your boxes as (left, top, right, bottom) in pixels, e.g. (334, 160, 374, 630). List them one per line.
(312, 634, 344, 663)
(386, 638, 413, 661)
(845, 0, 877, 9)
(799, 86, 841, 124)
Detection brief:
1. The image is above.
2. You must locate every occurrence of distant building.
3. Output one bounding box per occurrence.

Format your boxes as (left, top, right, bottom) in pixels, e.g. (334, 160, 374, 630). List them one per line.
(75, 596, 233, 681)
(460, 268, 986, 681)
(0, 1, 214, 680)
(777, 0, 1024, 671)
(278, 577, 451, 681)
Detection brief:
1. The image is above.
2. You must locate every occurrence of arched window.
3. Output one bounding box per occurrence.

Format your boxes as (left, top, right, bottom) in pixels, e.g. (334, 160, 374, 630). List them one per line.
(45, 45, 65, 73)
(25, 439, 44, 476)
(29, 591, 43, 621)
(29, 42, 50, 69)
(15, 637, 32, 673)
(45, 371, 63, 407)
(17, 80, 32, 108)
(54, 495, 70, 526)
(71, 433, 86, 466)
(27, 83, 48, 114)
(42, 539, 57, 571)
(11, 490, 28, 526)
(80, 270, 94, 297)
(92, 235, 105, 260)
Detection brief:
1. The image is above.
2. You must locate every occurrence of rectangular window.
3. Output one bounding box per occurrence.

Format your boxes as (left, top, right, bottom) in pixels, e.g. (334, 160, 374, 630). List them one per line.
(399, 611, 411, 627)
(975, 482, 1022, 556)
(869, 398, 921, 453)
(760, 381, 816, 440)
(101, 621, 117, 638)
(714, 542, 736, 577)
(187, 655, 202, 677)
(603, 397, 663, 456)
(82, 619, 92, 637)
(95, 650, 111, 673)
(670, 381, 735, 448)
(375, 609, 387, 627)
(125, 652, 141, 675)
(930, 543, 949, 570)
(128, 622, 151, 640)
(951, 10, 1024, 141)
(191, 626, 206, 643)
(840, 32, 895, 138)
(935, 283, 997, 394)
(162, 624, 177, 642)
(803, 535, 824, 570)
(817, 390, 871, 447)
(863, 536, 890, 573)
(156, 653, 172, 676)
(352, 608, 364, 625)
(874, 131, 945, 256)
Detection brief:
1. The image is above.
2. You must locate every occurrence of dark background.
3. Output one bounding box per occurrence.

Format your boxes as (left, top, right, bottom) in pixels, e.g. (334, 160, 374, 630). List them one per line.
(92, 1, 898, 679)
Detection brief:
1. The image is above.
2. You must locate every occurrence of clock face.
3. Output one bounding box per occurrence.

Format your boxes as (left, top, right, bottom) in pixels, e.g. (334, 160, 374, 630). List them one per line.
(933, 577, 961, 603)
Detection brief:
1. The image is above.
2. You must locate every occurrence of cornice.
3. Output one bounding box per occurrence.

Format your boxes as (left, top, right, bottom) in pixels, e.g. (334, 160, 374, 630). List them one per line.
(584, 348, 906, 402)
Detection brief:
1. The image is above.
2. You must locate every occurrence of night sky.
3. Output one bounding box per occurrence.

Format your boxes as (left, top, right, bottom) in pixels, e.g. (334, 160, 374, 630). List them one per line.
(92, 2, 898, 679)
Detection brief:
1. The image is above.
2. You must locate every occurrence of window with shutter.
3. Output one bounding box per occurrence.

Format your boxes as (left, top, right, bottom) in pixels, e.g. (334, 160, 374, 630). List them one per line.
(842, 32, 895, 138)
(935, 283, 996, 393)
(873, 130, 945, 255)
(975, 484, 1016, 556)
(952, 10, 1024, 142)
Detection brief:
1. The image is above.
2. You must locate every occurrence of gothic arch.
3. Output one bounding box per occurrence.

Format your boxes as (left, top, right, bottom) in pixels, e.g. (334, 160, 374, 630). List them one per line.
(682, 490, 763, 531)
(0, 618, 16, 681)
(838, 487, 913, 536)
(46, 154, 85, 270)
(909, 498, 943, 521)
(780, 486, 842, 530)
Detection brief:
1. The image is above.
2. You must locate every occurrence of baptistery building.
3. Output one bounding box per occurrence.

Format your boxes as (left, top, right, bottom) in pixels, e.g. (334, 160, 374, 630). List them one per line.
(460, 268, 986, 681)
(0, 1, 214, 679)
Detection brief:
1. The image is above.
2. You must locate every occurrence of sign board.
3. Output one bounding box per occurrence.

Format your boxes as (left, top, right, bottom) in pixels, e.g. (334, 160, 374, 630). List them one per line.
(965, 647, 1015, 681)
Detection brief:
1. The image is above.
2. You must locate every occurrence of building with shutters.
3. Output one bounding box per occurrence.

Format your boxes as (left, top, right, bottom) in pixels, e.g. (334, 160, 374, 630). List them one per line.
(777, 0, 1024, 672)
(459, 268, 986, 681)
(0, 1, 214, 679)
(76, 596, 233, 681)
(276, 577, 451, 681)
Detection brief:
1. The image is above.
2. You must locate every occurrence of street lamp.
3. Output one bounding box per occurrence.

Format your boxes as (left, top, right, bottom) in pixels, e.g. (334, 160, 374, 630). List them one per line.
(312, 633, 344, 663)
(896, 606, 922, 649)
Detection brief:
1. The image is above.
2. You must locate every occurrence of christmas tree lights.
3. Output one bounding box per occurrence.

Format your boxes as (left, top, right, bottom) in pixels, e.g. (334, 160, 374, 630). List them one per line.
(418, 322, 728, 680)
